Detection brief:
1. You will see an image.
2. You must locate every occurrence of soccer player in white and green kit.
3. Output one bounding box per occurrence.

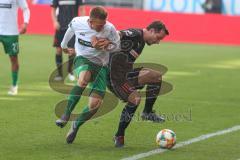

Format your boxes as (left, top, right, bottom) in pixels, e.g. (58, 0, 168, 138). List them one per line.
(55, 6, 120, 144)
(0, 0, 30, 95)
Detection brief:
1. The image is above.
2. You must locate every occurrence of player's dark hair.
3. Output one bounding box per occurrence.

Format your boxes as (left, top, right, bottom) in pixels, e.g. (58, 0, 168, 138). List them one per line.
(147, 21, 169, 35)
(90, 6, 108, 20)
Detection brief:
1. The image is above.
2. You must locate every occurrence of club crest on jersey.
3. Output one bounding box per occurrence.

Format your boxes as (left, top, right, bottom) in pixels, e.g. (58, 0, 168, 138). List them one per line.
(79, 33, 85, 36)
(122, 30, 137, 37)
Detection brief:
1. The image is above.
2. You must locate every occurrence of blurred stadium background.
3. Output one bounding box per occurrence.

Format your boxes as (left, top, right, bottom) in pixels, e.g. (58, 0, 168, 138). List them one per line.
(1, 0, 240, 160)
(26, 0, 240, 45)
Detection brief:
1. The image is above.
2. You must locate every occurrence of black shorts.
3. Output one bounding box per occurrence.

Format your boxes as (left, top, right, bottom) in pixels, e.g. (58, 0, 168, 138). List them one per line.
(108, 67, 144, 102)
(53, 29, 75, 48)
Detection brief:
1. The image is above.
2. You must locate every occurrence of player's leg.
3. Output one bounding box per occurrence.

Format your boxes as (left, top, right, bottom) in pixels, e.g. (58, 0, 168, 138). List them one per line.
(138, 68, 164, 122)
(67, 36, 76, 81)
(55, 56, 93, 128)
(66, 93, 102, 144)
(2, 35, 19, 95)
(53, 30, 63, 81)
(8, 55, 19, 95)
(66, 66, 107, 143)
(114, 91, 141, 147)
(111, 81, 141, 147)
(56, 70, 91, 128)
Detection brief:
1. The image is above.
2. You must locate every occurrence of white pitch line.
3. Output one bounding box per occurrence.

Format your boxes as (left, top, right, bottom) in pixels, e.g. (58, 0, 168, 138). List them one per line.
(121, 125, 240, 160)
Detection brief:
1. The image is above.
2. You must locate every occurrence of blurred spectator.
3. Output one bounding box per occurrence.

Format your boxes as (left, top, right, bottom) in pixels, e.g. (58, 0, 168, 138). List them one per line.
(202, 0, 222, 14)
(0, 0, 30, 95)
(51, 0, 85, 81)
(32, 0, 51, 4)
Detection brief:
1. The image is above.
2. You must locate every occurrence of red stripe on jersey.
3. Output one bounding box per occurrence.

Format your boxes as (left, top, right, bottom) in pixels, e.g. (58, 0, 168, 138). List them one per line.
(130, 50, 139, 59)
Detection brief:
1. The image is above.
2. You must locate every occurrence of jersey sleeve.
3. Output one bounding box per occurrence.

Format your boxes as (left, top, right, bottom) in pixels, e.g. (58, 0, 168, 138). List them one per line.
(61, 27, 75, 49)
(68, 17, 79, 32)
(107, 25, 121, 51)
(51, 0, 58, 8)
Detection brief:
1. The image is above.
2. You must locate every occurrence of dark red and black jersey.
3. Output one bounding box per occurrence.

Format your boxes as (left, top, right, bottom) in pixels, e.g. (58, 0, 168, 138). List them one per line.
(120, 28, 145, 62)
(51, 0, 84, 30)
(109, 28, 145, 87)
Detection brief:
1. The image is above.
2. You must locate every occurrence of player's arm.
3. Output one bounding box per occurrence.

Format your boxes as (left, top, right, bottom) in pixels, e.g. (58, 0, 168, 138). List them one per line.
(51, 0, 60, 30)
(51, 8, 60, 30)
(106, 25, 121, 52)
(91, 36, 112, 50)
(18, 0, 30, 34)
(61, 25, 75, 54)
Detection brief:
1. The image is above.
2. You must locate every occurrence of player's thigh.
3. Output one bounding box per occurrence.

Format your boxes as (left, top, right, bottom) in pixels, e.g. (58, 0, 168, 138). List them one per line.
(74, 56, 95, 87)
(77, 70, 92, 87)
(0, 35, 19, 55)
(9, 55, 19, 64)
(0, 37, 3, 53)
(138, 68, 162, 85)
(88, 66, 108, 98)
(127, 67, 144, 89)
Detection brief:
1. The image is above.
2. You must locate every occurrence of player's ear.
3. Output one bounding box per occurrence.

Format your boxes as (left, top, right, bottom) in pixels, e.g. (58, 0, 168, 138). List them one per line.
(149, 28, 155, 34)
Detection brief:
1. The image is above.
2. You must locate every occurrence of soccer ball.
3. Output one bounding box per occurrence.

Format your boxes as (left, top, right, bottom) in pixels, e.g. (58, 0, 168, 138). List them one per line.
(156, 129, 176, 149)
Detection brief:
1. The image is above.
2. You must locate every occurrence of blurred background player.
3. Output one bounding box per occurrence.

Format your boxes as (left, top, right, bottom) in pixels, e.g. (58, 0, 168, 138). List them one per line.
(56, 6, 120, 144)
(51, 0, 85, 81)
(108, 21, 169, 147)
(0, 0, 30, 95)
(202, 0, 222, 14)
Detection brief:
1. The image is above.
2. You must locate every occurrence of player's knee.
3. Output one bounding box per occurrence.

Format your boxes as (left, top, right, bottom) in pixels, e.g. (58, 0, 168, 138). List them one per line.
(150, 71, 162, 82)
(134, 96, 141, 106)
(77, 79, 88, 87)
(14, 64, 19, 71)
(10, 59, 19, 71)
(89, 98, 102, 110)
(128, 93, 141, 106)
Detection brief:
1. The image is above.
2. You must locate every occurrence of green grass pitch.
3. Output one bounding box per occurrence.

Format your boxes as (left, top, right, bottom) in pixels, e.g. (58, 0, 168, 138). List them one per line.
(0, 35, 240, 160)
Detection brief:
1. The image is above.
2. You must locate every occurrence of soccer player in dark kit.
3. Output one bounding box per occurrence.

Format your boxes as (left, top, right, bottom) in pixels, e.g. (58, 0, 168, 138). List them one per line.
(108, 21, 169, 147)
(51, 0, 85, 81)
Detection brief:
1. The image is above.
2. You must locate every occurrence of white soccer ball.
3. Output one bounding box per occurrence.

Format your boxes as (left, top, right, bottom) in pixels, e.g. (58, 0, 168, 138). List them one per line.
(156, 129, 176, 149)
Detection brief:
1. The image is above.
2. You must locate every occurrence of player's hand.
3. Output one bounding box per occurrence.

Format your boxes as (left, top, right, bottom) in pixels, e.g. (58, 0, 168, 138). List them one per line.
(67, 48, 75, 55)
(54, 21, 60, 30)
(91, 36, 111, 51)
(19, 23, 28, 34)
(62, 48, 75, 55)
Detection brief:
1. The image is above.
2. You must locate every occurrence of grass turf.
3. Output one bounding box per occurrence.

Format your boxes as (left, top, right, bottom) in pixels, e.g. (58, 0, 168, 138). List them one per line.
(0, 35, 239, 160)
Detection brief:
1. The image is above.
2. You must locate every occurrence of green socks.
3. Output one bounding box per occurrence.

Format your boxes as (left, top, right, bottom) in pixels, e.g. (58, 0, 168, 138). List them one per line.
(75, 106, 98, 129)
(64, 85, 85, 116)
(12, 71, 18, 86)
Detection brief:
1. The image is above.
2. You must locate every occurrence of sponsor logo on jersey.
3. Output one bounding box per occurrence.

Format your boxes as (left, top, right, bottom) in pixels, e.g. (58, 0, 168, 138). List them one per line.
(78, 38, 93, 48)
(0, 3, 12, 8)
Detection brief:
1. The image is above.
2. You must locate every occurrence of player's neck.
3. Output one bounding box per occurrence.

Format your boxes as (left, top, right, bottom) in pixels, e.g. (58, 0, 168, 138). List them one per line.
(143, 29, 148, 42)
(87, 19, 92, 29)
